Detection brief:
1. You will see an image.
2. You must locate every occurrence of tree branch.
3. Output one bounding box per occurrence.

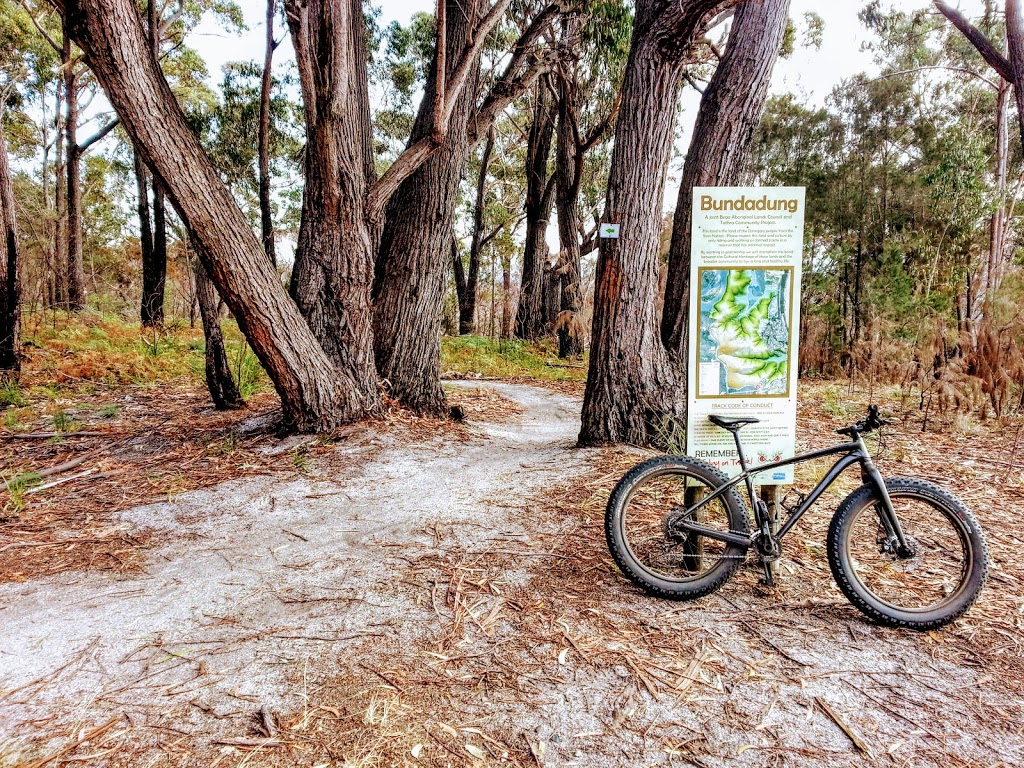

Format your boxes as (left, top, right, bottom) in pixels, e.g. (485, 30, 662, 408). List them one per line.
(431, 0, 447, 140)
(77, 116, 120, 152)
(934, 0, 1014, 82)
(467, 3, 561, 147)
(579, 91, 621, 155)
(365, 135, 441, 220)
(21, 1, 62, 54)
(442, 0, 516, 128)
(870, 64, 999, 90)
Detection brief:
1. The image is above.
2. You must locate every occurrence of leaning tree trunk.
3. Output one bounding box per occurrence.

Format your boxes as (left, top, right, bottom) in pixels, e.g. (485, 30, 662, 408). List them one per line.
(514, 75, 557, 341)
(580, 0, 737, 447)
(259, 0, 279, 266)
(193, 245, 244, 409)
(63, 22, 86, 311)
(286, 0, 379, 417)
(372, 0, 483, 414)
(61, 0, 354, 431)
(662, 0, 791, 358)
(0, 119, 20, 374)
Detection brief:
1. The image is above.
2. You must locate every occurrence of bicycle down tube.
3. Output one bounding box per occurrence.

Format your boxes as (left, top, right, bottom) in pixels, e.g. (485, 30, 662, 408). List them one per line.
(676, 436, 902, 549)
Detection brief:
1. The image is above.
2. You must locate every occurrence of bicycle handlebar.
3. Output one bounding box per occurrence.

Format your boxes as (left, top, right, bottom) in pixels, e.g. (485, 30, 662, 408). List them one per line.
(837, 405, 890, 437)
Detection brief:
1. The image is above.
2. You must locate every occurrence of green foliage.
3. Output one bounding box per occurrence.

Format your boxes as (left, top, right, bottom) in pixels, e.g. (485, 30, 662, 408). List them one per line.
(441, 335, 587, 383)
(0, 380, 25, 407)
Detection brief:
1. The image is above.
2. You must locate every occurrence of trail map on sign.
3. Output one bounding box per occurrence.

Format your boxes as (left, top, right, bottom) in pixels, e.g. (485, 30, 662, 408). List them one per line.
(698, 268, 791, 397)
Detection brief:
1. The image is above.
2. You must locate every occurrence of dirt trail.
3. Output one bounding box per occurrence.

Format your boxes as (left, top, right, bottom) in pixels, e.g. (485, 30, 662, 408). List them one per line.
(0, 383, 593, 764)
(1, 383, 1020, 768)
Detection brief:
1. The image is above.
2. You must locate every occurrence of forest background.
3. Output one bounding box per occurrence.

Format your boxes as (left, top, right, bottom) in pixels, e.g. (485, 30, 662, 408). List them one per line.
(1, 0, 1021, 444)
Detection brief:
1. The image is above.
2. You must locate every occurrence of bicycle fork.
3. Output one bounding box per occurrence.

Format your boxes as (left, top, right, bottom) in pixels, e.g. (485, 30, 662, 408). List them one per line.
(859, 440, 914, 557)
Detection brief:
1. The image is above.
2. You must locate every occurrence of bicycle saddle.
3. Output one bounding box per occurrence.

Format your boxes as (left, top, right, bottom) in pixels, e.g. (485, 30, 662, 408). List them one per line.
(708, 415, 760, 431)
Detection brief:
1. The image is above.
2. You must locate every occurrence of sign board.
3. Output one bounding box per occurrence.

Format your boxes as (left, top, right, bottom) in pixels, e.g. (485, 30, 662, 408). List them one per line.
(686, 187, 805, 484)
(599, 223, 620, 239)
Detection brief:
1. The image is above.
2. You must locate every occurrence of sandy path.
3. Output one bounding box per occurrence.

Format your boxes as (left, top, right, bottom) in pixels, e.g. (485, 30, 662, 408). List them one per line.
(1, 383, 1019, 768)
(0, 383, 591, 764)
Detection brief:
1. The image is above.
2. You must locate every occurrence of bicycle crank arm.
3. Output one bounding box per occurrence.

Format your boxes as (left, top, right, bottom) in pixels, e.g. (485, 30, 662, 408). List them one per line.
(679, 522, 752, 548)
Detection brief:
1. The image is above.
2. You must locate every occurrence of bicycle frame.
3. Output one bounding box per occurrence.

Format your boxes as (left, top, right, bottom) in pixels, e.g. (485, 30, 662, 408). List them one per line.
(678, 431, 909, 552)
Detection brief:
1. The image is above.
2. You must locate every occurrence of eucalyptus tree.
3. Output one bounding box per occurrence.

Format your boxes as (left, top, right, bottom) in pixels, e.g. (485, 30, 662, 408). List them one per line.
(513, 71, 557, 342)
(580, 0, 743, 446)
(374, 0, 561, 414)
(661, 0, 791, 359)
(0, 101, 19, 376)
(20, 0, 118, 310)
(551, 0, 630, 358)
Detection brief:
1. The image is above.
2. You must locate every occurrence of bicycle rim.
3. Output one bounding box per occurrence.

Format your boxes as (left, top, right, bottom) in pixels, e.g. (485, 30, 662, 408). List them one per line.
(620, 467, 742, 584)
(844, 493, 973, 613)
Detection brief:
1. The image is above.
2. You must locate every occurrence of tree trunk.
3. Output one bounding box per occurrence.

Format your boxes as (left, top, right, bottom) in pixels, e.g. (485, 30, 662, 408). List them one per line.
(541, 262, 559, 330)
(53, 81, 68, 309)
(580, 0, 737, 447)
(63, 20, 86, 312)
(459, 128, 495, 335)
(259, 0, 279, 266)
(193, 244, 244, 410)
(501, 253, 512, 340)
(134, 148, 158, 324)
(0, 120, 20, 374)
(372, 0, 483, 414)
(286, 0, 379, 417)
(62, 0, 355, 431)
(662, 0, 791, 357)
(514, 75, 557, 341)
(554, 19, 584, 359)
(145, 179, 168, 326)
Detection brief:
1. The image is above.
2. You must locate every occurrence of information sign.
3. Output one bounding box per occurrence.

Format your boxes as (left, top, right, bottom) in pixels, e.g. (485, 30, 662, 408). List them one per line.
(686, 187, 805, 484)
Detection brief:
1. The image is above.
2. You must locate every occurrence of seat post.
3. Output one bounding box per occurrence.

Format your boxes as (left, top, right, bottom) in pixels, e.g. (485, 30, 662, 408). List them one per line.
(731, 430, 749, 473)
(732, 429, 758, 510)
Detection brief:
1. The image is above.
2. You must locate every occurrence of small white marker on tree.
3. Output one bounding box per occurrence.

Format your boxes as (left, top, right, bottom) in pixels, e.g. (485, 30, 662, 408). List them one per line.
(599, 223, 620, 238)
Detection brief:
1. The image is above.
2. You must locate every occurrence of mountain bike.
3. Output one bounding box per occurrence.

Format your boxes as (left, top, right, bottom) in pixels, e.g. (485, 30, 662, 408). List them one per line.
(605, 406, 989, 629)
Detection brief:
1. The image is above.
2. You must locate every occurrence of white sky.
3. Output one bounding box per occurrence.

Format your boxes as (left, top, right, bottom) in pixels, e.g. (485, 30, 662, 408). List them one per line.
(190, 1, 997, 107)
(182, 0, 997, 247)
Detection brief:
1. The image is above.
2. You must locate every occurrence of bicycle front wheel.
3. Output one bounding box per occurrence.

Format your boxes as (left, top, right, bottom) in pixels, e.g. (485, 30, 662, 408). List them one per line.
(605, 456, 750, 600)
(827, 477, 988, 630)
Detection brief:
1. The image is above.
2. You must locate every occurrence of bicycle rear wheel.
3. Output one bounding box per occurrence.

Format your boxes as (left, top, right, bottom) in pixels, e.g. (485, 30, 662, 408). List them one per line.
(605, 456, 750, 600)
(827, 477, 988, 630)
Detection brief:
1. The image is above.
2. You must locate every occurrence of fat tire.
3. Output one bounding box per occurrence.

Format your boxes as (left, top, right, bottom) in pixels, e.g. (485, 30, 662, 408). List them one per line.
(605, 456, 750, 600)
(827, 477, 988, 630)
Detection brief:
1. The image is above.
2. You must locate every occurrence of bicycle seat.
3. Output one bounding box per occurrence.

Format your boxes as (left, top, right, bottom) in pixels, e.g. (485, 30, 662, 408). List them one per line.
(708, 415, 760, 432)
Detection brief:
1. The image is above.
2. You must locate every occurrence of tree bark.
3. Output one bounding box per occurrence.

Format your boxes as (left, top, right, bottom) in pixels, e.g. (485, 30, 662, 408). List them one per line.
(63, 18, 86, 311)
(286, 0, 379, 416)
(501, 253, 512, 339)
(134, 148, 159, 325)
(1005, 1, 1024, 146)
(53, 79, 68, 309)
(61, 0, 355, 431)
(193, 244, 244, 410)
(579, 0, 738, 447)
(459, 127, 495, 335)
(259, 0, 279, 266)
(662, 0, 791, 358)
(554, 17, 585, 359)
(514, 74, 557, 341)
(372, 0, 484, 414)
(0, 119, 20, 374)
